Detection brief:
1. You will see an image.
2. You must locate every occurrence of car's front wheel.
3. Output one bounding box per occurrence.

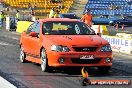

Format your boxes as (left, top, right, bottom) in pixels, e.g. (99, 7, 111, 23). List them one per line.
(20, 46, 26, 63)
(41, 48, 48, 72)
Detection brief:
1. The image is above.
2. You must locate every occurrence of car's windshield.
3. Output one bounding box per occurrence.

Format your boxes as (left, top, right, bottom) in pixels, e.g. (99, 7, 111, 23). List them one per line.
(62, 14, 80, 19)
(42, 21, 95, 35)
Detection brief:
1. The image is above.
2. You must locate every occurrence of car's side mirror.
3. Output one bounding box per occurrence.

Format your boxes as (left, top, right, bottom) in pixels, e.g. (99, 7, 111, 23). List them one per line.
(97, 33, 101, 37)
(29, 32, 38, 37)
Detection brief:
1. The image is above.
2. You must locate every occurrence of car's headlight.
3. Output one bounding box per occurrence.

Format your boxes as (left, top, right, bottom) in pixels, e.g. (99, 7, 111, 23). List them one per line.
(51, 45, 70, 52)
(100, 45, 112, 52)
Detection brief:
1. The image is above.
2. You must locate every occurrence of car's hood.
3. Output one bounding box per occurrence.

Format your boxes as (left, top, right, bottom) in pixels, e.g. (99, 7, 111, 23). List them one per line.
(44, 35, 108, 46)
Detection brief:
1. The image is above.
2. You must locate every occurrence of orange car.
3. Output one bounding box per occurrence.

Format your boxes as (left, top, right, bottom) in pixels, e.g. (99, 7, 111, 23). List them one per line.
(20, 18, 113, 72)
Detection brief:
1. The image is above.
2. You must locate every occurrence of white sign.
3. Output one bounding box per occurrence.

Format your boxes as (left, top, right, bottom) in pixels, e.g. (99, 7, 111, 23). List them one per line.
(6, 16, 10, 30)
(102, 35, 132, 54)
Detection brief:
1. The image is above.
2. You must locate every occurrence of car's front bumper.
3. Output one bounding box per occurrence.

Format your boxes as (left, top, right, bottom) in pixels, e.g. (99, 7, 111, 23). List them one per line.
(47, 51, 113, 67)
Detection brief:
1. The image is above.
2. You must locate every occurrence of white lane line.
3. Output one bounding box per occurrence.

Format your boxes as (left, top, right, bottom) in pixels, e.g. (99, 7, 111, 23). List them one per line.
(0, 76, 17, 88)
(0, 42, 13, 46)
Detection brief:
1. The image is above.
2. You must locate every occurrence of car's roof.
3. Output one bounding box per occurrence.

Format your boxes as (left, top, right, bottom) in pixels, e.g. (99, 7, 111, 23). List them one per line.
(39, 18, 79, 22)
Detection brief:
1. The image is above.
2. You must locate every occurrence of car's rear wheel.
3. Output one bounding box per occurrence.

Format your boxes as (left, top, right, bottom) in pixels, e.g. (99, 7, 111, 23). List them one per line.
(97, 66, 111, 72)
(41, 48, 48, 72)
(20, 46, 26, 63)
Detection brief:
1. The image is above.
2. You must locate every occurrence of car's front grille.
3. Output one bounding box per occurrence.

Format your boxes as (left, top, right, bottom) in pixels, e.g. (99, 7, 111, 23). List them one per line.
(72, 47, 98, 52)
(71, 58, 101, 64)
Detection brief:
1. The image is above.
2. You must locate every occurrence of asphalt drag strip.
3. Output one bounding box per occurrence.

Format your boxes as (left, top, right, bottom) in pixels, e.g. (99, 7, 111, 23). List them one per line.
(0, 69, 28, 88)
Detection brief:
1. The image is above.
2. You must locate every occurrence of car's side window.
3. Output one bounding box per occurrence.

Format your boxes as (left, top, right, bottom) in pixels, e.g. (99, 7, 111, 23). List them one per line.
(26, 23, 34, 34)
(26, 21, 40, 35)
(32, 22, 40, 34)
(26, 22, 37, 34)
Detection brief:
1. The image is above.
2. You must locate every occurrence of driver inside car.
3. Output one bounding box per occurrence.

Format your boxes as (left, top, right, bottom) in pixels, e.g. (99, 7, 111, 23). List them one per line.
(43, 23, 53, 34)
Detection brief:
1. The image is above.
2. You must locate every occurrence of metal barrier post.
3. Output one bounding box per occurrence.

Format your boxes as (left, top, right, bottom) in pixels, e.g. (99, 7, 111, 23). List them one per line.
(32, 16, 36, 21)
(0, 18, 2, 28)
(122, 24, 124, 30)
(6, 16, 10, 31)
(116, 23, 118, 30)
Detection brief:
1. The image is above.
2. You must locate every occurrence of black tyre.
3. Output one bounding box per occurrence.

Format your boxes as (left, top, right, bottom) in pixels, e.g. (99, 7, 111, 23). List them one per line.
(20, 46, 26, 63)
(40, 48, 48, 72)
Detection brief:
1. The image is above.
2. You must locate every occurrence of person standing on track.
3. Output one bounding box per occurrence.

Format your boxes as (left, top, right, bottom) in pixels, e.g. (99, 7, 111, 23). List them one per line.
(81, 9, 93, 27)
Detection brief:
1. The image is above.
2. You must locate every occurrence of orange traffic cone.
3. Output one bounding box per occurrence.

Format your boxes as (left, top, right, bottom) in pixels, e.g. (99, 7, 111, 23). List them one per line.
(116, 23, 118, 30)
(122, 24, 124, 30)
(97, 25, 101, 36)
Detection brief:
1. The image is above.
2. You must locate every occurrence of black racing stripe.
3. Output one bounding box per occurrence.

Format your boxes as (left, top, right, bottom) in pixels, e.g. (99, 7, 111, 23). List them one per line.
(26, 53, 40, 58)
